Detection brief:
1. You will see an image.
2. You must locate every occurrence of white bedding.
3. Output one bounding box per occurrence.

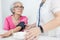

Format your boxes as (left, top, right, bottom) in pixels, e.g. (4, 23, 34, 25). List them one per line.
(0, 35, 60, 40)
(0, 29, 60, 40)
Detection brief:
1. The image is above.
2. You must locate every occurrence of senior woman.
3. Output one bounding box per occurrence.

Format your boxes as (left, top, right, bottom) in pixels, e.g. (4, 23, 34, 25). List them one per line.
(0, 1, 28, 38)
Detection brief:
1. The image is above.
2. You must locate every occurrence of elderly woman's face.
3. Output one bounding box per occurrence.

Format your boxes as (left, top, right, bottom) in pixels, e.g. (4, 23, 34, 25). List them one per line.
(13, 2, 24, 15)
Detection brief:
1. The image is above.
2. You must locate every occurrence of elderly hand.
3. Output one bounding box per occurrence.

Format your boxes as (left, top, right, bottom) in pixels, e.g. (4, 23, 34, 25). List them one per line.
(0, 30, 13, 38)
(25, 27, 41, 40)
(0, 32, 12, 38)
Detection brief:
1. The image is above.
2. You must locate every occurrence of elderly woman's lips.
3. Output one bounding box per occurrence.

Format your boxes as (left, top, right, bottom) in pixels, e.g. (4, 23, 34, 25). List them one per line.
(18, 11, 22, 12)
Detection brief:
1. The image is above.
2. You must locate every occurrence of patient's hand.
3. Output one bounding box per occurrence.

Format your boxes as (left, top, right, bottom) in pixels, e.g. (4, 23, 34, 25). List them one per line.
(0, 31, 12, 38)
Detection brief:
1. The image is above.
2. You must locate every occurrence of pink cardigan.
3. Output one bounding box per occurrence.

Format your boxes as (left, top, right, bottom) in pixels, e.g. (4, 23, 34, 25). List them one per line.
(4, 15, 28, 31)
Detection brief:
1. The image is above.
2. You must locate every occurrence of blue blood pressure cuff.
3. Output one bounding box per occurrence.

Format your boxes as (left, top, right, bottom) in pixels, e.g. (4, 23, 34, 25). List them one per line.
(17, 22, 26, 31)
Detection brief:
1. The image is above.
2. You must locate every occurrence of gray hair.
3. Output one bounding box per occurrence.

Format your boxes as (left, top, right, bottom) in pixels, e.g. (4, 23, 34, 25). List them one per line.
(10, 1, 23, 14)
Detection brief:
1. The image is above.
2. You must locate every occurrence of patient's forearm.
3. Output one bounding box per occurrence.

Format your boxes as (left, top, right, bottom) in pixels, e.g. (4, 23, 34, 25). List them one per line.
(11, 26, 22, 33)
(43, 17, 60, 32)
(0, 26, 21, 37)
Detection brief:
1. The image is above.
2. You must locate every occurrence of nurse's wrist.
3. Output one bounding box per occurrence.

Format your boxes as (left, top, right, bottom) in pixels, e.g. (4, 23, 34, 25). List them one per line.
(36, 27, 42, 35)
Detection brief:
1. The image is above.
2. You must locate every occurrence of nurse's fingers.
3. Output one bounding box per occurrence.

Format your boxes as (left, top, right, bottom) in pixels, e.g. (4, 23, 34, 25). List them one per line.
(25, 35, 36, 40)
(25, 30, 33, 40)
(33, 36, 39, 40)
(25, 30, 35, 40)
(26, 32, 39, 40)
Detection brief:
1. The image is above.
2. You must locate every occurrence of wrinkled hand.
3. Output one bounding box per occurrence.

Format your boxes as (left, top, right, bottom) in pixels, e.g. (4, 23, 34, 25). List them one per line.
(0, 31, 12, 38)
(25, 27, 41, 40)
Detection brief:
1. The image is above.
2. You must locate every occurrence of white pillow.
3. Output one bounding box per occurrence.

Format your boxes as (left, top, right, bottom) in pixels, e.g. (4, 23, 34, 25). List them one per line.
(12, 32, 26, 40)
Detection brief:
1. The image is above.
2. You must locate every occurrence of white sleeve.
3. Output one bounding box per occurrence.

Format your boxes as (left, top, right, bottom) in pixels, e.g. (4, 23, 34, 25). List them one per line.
(52, 0, 60, 13)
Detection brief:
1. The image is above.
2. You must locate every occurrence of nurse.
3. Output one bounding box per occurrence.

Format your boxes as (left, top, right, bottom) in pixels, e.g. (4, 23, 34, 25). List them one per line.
(25, 0, 60, 40)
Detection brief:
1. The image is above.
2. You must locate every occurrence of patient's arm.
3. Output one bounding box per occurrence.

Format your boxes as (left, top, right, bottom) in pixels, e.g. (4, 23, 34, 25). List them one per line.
(0, 26, 21, 38)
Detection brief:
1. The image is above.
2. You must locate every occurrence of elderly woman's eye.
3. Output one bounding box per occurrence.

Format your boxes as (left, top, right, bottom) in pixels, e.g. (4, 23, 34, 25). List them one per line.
(20, 6, 24, 8)
(14, 6, 24, 8)
(14, 6, 19, 8)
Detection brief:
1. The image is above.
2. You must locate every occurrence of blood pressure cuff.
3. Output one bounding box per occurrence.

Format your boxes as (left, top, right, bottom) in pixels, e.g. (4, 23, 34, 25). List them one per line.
(16, 22, 26, 31)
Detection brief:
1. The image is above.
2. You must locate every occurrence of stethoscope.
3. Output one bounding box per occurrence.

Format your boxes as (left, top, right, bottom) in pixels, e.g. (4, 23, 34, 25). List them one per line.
(38, 1, 45, 27)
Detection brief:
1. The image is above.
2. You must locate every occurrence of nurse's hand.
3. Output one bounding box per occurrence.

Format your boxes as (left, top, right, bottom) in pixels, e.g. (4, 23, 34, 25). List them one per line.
(25, 23, 36, 30)
(25, 27, 41, 40)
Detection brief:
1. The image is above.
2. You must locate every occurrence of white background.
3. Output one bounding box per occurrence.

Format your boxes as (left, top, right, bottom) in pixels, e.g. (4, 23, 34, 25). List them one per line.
(0, 0, 2, 29)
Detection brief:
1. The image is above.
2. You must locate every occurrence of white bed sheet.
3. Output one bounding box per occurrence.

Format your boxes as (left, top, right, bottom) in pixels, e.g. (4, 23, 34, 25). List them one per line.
(0, 29, 60, 40)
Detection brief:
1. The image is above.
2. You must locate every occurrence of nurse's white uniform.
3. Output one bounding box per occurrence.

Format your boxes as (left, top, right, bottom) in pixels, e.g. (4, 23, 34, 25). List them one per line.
(36, 0, 60, 37)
